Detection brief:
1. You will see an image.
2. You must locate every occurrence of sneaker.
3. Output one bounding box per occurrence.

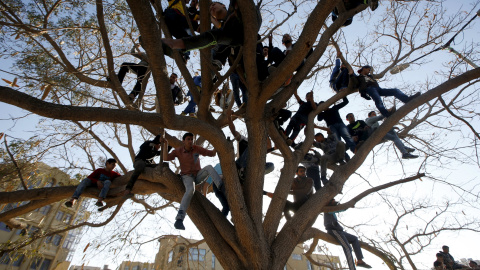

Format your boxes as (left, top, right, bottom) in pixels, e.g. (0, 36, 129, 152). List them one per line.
(95, 200, 104, 207)
(212, 60, 222, 71)
(402, 153, 419, 159)
(174, 219, 185, 230)
(407, 92, 421, 102)
(356, 261, 372, 268)
(405, 147, 415, 153)
(64, 198, 76, 208)
(189, 113, 197, 118)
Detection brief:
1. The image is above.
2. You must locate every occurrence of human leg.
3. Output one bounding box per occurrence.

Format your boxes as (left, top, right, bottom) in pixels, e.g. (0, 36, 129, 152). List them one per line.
(307, 166, 321, 191)
(230, 73, 242, 106)
(377, 87, 410, 103)
(98, 180, 112, 199)
(320, 155, 329, 183)
(365, 87, 390, 117)
(72, 178, 93, 199)
(125, 159, 147, 191)
(335, 141, 347, 162)
(384, 130, 407, 154)
(117, 64, 134, 83)
(196, 165, 222, 188)
(128, 65, 148, 98)
(212, 184, 229, 216)
(343, 231, 364, 260)
(177, 175, 195, 220)
(182, 91, 197, 114)
(334, 123, 356, 152)
(329, 230, 356, 270)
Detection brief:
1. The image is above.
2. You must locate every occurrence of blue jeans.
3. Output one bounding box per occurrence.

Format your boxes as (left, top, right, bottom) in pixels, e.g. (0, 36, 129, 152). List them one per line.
(72, 178, 111, 199)
(230, 73, 248, 106)
(183, 91, 197, 114)
(384, 129, 407, 154)
(329, 123, 356, 153)
(366, 87, 409, 117)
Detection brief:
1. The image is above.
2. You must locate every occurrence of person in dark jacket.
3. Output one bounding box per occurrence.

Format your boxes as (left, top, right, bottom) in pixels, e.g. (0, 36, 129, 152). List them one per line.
(324, 198, 372, 269)
(356, 65, 420, 117)
(124, 135, 163, 194)
(346, 113, 370, 144)
(169, 73, 184, 105)
(313, 132, 346, 185)
(316, 97, 356, 153)
(265, 166, 313, 220)
(116, 40, 149, 101)
(285, 91, 317, 144)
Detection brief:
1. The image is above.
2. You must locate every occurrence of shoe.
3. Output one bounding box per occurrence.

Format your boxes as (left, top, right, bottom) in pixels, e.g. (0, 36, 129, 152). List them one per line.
(174, 219, 185, 230)
(64, 198, 76, 208)
(212, 60, 222, 71)
(387, 106, 397, 115)
(407, 92, 421, 102)
(95, 200, 104, 207)
(189, 113, 197, 118)
(402, 153, 419, 159)
(356, 261, 372, 268)
(180, 112, 187, 116)
(405, 147, 415, 153)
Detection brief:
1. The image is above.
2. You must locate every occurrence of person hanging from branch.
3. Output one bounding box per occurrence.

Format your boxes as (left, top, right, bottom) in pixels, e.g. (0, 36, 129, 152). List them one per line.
(65, 158, 121, 208)
(164, 133, 227, 230)
(264, 166, 313, 220)
(324, 198, 373, 269)
(356, 65, 421, 117)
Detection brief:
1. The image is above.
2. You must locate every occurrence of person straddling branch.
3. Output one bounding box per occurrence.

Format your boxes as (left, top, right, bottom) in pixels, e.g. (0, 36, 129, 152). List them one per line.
(113, 37, 149, 101)
(316, 97, 356, 154)
(226, 109, 275, 184)
(324, 198, 372, 269)
(356, 65, 420, 117)
(65, 158, 121, 208)
(346, 113, 370, 147)
(439, 245, 468, 270)
(164, 133, 227, 230)
(365, 111, 418, 159)
(264, 166, 313, 220)
(313, 130, 346, 186)
(284, 91, 317, 146)
(170, 73, 184, 105)
(124, 135, 164, 194)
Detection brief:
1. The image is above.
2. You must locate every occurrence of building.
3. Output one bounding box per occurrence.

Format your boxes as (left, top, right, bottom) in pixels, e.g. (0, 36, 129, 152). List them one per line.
(0, 163, 90, 270)
(117, 261, 155, 270)
(154, 236, 342, 270)
(69, 266, 101, 270)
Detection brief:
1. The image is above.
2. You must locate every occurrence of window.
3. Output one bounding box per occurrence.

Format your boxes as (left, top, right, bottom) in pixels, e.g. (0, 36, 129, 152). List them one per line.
(52, 235, 62, 246)
(124, 267, 129, 270)
(39, 259, 51, 270)
(0, 222, 11, 232)
(55, 211, 64, 221)
(12, 254, 24, 266)
(64, 214, 72, 223)
(0, 253, 10, 264)
(212, 254, 215, 269)
(188, 248, 206, 262)
(62, 232, 75, 249)
(132, 266, 138, 270)
(45, 235, 53, 244)
(28, 226, 39, 236)
(177, 246, 185, 266)
(30, 257, 41, 269)
(167, 251, 173, 263)
(292, 254, 302, 260)
(37, 205, 51, 215)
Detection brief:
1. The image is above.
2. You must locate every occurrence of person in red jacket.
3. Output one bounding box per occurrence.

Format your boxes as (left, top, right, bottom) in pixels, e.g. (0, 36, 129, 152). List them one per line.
(65, 158, 121, 208)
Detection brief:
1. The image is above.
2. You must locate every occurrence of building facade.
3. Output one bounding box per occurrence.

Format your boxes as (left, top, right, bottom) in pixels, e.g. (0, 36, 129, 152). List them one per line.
(154, 236, 342, 270)
(117, 261, 155, 270)
(0, 163, 90, 270)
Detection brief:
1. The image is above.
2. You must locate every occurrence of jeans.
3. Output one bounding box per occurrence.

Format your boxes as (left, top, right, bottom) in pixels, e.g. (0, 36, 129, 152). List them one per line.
(320, 141, 346, 181)
(306, 166, 322, 191)
(182, 90, 197, 114)
(285, 114, 307, 140)
(117, 63, 148, 98)
(125, 159, 158, 191)
(72, 178, 111, 199)
(328, 229, 364, 270)
(329, 123, 356, 152)
(384, 129, 407, 154)
(230, 73, 248, 106)
(365, 87, 410, 117)
(176, 165, 223, 220)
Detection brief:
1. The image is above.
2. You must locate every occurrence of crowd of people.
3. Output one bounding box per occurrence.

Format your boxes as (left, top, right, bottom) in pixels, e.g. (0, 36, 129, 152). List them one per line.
(433, 246, 479, 270)
(65, 1, 430, 269)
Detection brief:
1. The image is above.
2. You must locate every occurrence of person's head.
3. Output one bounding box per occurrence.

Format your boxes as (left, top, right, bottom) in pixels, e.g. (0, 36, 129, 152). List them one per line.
(282, 34, 292, 46)
(210, 2, 227, 20)
(346, 113, 355, 123)
(314, 133, 325, 142)
(183, 132, 194, 149)
(368, 111, 377, 117)
(442, 245, 449, 253)
(263, 46, 269, 57)
(169, 73, 178, 84)
(305, 91, 314, 100)
(436, 253, 444, 262)
(358, 65, 372, 75)
(296, 166, 306, 177)
(105, 158, 117, 171)
(469, 261, 478, 267)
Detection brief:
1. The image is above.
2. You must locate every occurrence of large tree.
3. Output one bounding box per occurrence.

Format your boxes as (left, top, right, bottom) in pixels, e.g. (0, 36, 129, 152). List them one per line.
(1, 0, 480, 269)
